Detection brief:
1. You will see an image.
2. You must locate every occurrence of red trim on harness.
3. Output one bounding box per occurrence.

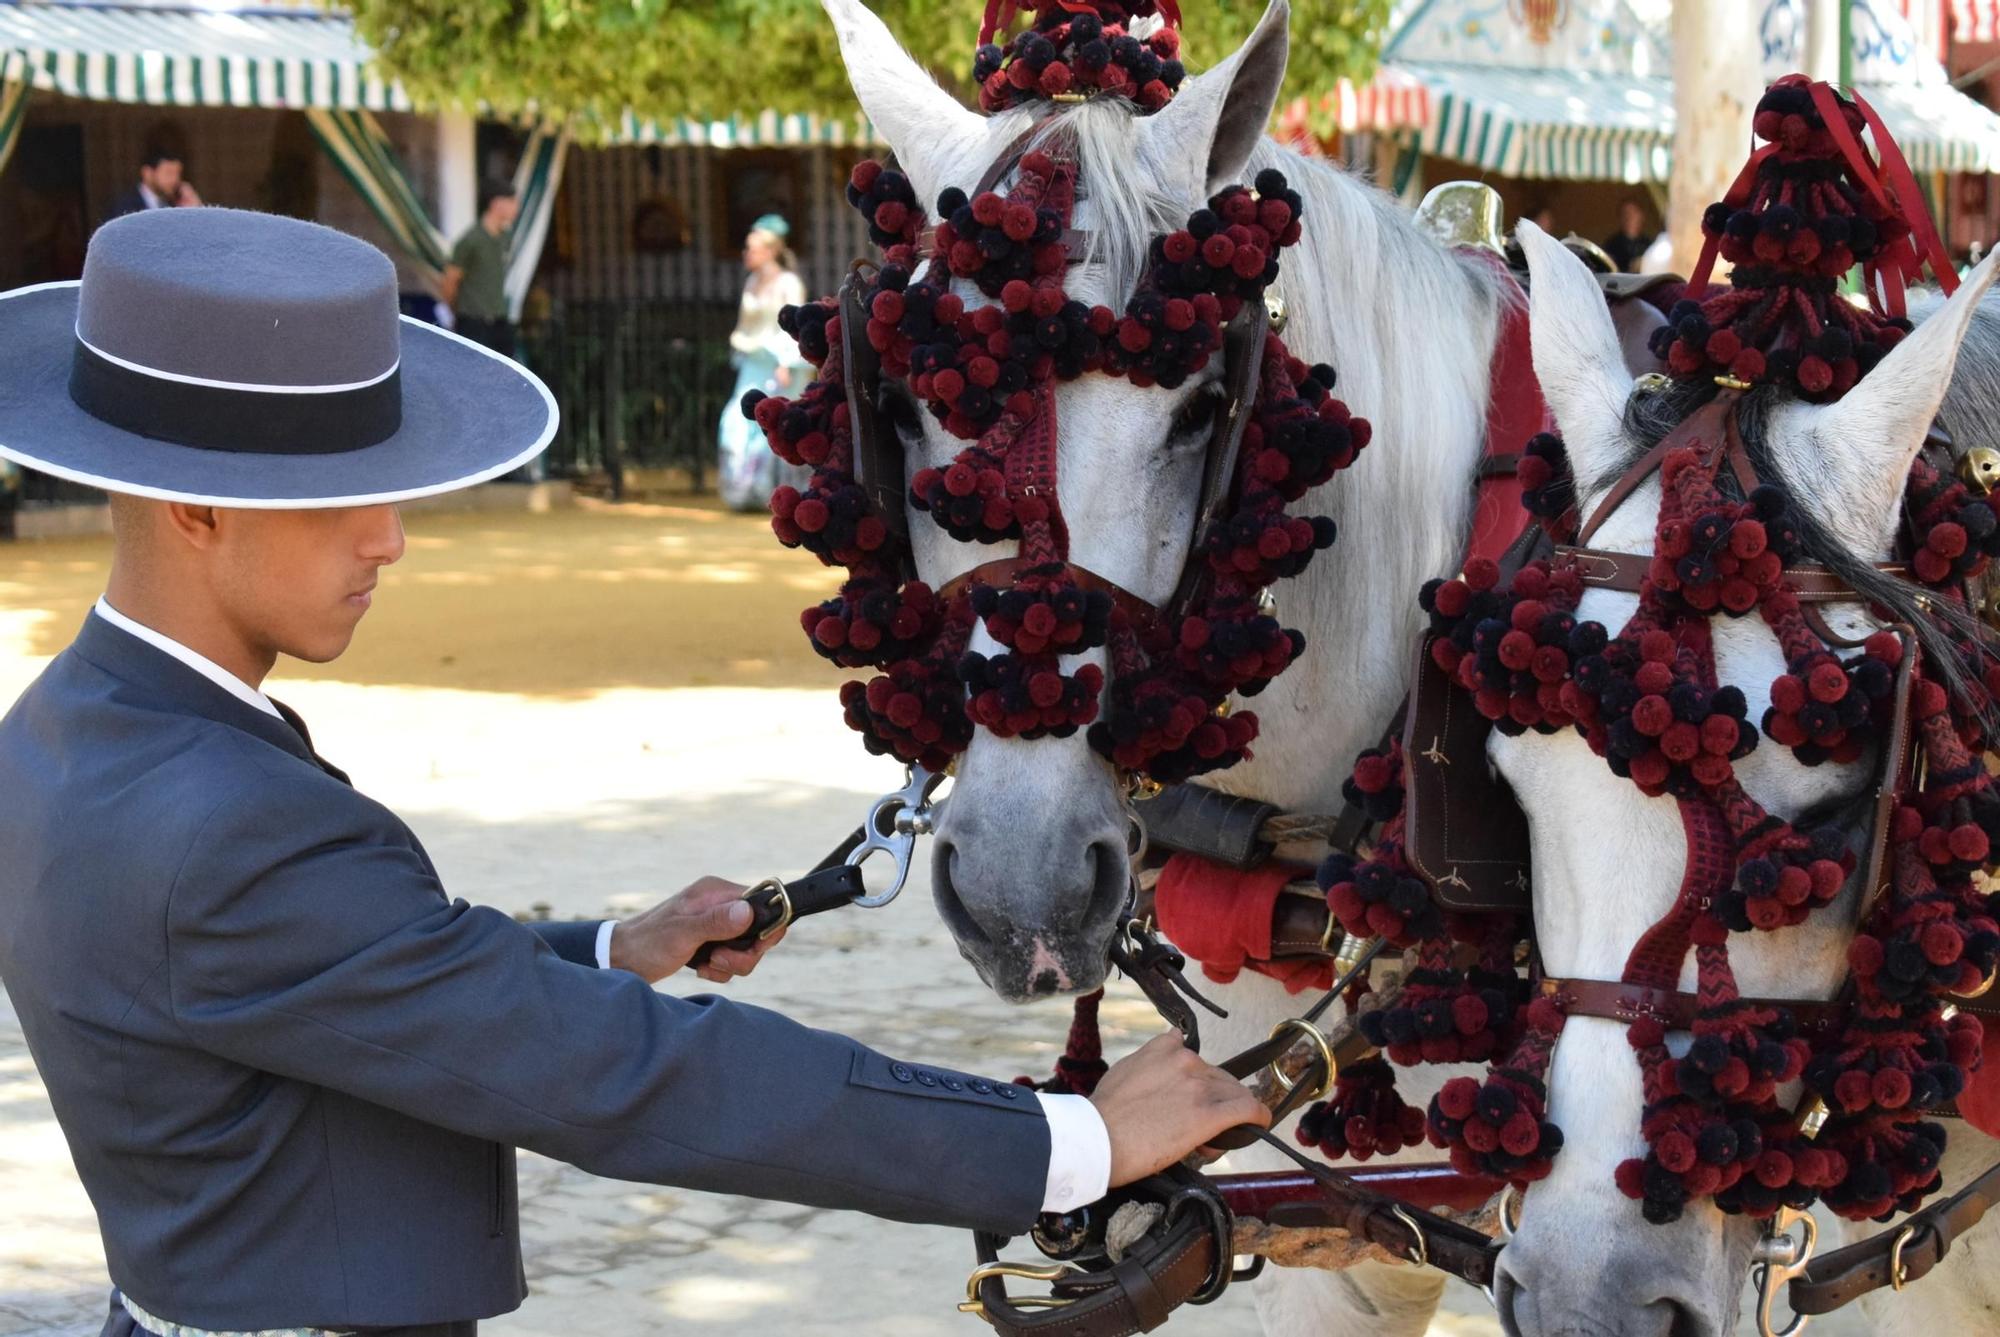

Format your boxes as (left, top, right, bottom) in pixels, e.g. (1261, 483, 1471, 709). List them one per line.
(1462, 252, 1552, 568)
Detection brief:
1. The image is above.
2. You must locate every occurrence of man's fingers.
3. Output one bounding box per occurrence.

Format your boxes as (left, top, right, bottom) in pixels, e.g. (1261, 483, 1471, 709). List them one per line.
(701, 899, 754, 938)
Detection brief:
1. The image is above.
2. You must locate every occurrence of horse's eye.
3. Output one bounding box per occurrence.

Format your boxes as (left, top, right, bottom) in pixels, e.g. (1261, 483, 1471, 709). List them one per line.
(878, 384, 924, 440)
(1169, 386, 1225, 446)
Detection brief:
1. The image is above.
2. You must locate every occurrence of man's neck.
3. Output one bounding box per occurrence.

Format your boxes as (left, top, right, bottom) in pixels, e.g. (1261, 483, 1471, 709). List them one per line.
(101, 577, 276, 690)
(482, 216, 507, 236)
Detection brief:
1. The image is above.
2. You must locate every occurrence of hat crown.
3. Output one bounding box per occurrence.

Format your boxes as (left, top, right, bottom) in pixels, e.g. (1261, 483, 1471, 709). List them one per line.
(76, 208, 400, 389)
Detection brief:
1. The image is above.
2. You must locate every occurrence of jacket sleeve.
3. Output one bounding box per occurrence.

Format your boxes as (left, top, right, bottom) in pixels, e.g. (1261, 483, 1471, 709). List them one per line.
(162, 775, 1050, 1234)
(527, 919, 602, 968)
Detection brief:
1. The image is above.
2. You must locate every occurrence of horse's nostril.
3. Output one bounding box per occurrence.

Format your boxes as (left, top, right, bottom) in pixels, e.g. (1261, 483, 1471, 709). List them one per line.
(930, 838, 993, 949)
(1083, 837, 1131, 929)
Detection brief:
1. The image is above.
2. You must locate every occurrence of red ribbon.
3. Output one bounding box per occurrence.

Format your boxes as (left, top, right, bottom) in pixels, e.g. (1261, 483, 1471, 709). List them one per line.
(1686, 143, 1775, 301)
(1807, 82, 1957, 319)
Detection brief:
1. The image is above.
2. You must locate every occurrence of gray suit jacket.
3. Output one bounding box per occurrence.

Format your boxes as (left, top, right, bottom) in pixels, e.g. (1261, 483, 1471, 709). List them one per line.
(0, 613, 1049, 1332)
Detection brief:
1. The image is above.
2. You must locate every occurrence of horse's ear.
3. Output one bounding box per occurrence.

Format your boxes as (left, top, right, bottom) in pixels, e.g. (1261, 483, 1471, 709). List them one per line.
(822, 0, 987, 206)
(1769, 250, 2000, 553)
(1140, 0, 1290, 202)
(1517, 219, 1634, 487)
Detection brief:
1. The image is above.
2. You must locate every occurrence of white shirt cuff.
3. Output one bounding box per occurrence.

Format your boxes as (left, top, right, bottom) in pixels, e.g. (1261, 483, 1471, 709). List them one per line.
(594, 920, 616, 970)
(1034, 1092, 1111, 1214)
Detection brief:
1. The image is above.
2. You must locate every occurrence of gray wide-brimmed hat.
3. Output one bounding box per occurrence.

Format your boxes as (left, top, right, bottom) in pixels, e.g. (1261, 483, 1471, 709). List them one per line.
(0, 207, 556, 507)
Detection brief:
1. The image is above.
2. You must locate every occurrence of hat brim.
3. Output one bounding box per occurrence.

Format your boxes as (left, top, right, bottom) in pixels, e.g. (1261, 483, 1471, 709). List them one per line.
(0, 282, 558, 508)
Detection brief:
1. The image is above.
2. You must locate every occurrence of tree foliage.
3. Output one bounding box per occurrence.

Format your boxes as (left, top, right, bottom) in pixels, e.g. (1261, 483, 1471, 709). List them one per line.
(348, 1, 1393, 139)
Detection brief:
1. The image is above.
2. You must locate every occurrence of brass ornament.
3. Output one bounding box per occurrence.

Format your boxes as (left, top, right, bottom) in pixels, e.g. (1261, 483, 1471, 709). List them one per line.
(1957, 445, 2000, 496)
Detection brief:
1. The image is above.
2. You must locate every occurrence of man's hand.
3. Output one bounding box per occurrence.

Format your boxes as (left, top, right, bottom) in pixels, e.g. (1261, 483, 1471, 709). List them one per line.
(1090, 1032, 1271, 1187)
(174, 181, 203, 207)
(608, 876, 786, 985)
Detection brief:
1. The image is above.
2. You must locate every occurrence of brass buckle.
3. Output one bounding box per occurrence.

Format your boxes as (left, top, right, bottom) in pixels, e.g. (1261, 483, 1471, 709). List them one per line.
(746, 877, 792, 941)
(1267, 1017, 1337, 1100)
(1889, 1223, 1918, 1292)
(1389, 1203, 1429, 1267)
(958, 1260, 1081, 1317)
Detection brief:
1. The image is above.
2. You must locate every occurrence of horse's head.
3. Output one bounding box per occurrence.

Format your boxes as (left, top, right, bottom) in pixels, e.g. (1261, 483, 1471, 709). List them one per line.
(823, 0, 1293, 999)
(1483, 220, 1999, 1336)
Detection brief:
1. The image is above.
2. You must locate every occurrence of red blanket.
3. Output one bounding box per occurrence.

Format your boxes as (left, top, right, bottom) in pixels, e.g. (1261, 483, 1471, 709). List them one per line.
(1960, 1016, 2000, 1138)
(1154, 851, 1331, 994)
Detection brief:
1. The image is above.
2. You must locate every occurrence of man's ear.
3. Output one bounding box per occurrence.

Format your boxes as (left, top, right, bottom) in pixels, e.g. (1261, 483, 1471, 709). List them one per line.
(164, 502, 222, 549)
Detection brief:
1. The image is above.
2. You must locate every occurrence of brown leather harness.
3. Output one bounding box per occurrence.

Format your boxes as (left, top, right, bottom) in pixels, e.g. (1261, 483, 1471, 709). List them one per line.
(1090, 392, 2000, 1336)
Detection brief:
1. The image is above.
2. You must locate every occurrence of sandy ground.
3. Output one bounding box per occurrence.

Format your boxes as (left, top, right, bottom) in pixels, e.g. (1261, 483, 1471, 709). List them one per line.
(0, 503, 1846, 1336)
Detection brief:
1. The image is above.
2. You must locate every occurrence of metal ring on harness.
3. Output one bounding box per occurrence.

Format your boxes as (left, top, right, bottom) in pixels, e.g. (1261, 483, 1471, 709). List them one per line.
(958, 1260, 1082, 1316)
(1390, 1204, 1430, 1267)
(1266, 1017, 1337, 1100)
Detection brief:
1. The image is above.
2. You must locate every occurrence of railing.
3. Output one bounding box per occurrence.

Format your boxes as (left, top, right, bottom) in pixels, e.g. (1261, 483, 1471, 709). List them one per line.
(519, 300, 737, 489)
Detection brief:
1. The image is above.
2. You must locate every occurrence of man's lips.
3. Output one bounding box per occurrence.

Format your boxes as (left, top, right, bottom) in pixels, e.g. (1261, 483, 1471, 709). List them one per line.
(348, 582, 377, 607)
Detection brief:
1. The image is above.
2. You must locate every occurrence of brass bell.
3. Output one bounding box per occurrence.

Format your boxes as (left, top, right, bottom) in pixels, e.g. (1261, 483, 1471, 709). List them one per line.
(1263, 290, 1289, 335)
(1958, 446, 2000, 496)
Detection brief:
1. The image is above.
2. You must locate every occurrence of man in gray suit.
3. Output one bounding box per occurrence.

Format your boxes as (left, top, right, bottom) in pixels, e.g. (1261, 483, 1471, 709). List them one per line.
(0, 209, 1267, 1337)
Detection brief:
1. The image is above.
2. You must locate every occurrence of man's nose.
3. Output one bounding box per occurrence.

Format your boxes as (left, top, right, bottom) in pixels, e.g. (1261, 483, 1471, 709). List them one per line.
(360, 504, 405, 565)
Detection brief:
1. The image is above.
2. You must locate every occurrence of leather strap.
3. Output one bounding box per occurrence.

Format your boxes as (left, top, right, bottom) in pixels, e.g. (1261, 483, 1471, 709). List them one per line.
(966, 1171, 1228, 1336)
(686, 863, 866, 968)
(1552, 545, 1911, 600)
(1789, 1159, 2000, 1315)
(1267, 888, 1339, 958)
(1536, 976, 1848, 1041)
(937, 556, 1164, 637)
(1136, 784, 1281, 870)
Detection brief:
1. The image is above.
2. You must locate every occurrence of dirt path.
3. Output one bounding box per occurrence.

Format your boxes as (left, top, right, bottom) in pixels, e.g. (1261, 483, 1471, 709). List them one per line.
(0, 504, 1848, 1336)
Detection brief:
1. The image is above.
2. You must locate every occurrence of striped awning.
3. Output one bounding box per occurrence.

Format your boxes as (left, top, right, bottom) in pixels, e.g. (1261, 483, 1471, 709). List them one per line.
(1276, 67, 1431, 146)
(1952, 0, 2000, 42)
(604, 109, 884, 149)
(1399, 62, 1675, 183)
(0, 2, 409, 111)
(1860, 79, 2000, 171)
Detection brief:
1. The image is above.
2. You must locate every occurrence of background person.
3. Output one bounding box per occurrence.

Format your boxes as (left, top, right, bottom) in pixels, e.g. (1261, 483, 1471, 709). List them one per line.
(717, 214, 812, 511)
(1602, 196, 1657, 273)
(102, 151, 200, 226)
(442, 179, 520, 357)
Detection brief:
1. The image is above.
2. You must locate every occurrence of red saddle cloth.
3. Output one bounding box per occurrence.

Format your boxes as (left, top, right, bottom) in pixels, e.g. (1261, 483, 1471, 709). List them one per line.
(1154, 851, 1331, 994)
(1961, 1017, 2000, 1138)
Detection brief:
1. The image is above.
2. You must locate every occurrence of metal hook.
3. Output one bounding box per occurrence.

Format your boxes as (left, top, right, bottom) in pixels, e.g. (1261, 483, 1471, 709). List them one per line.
(845, 764, 948, 908)
(1752, 1207, 1817, 1337)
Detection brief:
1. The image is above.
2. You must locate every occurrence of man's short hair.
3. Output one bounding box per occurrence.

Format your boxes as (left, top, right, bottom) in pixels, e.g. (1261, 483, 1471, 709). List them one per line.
(140, 150, 181, 171)
(478, 180, 517, 216)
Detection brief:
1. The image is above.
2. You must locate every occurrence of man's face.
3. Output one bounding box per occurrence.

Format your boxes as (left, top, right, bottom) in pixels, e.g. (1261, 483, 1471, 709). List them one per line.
(208, 505, 405, 663)
(487, 194, 520, 230)
(142, 159, 184, 199)
(1621, 202, 1644, 233)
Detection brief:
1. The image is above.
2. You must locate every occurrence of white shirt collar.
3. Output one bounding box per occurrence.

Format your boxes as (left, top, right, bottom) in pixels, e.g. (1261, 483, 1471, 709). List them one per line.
(93, 596, 282, 720)
(137, 182, 165, 210)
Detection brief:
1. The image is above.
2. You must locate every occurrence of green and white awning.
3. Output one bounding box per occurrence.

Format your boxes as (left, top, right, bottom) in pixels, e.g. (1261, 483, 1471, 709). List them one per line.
(604, 109, 883, 149)
(0, 2, 409, 111)
(1401, 63, 1674, 183)
(1854, 80, 2000, 175)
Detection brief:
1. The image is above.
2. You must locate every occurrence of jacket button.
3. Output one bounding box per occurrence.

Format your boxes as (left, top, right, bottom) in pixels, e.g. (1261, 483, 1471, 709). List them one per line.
(889, 1062, 914, 1083)
(970, 1079, 994, 1095)
(916, 1070, 939, 1087)
(998, 1083, 1021, 1100)
(942, 1076, 965, 1091)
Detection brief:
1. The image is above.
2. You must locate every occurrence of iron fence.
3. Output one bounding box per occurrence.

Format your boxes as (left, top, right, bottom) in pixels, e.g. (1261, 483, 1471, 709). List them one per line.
(520, 300, 737, 489)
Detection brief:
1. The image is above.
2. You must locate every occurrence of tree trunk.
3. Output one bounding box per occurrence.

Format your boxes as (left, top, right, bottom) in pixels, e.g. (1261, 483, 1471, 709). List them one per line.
(1667, 0, 1765, 276)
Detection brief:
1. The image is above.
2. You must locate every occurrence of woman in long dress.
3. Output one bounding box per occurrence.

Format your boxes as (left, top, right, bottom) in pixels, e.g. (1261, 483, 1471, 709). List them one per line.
(716, 214, 811, 511)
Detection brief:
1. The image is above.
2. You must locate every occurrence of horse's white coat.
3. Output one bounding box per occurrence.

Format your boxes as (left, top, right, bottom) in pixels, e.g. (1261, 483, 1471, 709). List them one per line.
(1488, 223, 2000, 1337)
(823, 2, 1515, 1331)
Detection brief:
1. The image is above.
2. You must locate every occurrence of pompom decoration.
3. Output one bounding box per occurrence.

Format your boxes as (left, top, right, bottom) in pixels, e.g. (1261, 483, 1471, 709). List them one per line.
(749, 64, 1367, 790)
(974, 3, 1188, 116)
(1306, 79, 1995, 1231)
(1652, 76, 1939, 402)
(1297, 1057, 1428, 1161)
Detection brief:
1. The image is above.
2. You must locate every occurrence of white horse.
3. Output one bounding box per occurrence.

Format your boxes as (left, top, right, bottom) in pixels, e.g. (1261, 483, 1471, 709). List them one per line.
(1485, 220, 2000, 1336)
(824, 0, 1506, 1329)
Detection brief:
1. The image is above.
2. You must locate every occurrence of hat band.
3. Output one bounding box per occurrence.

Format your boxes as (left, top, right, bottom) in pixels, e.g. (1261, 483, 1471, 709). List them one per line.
(67, 337, 402, 455)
